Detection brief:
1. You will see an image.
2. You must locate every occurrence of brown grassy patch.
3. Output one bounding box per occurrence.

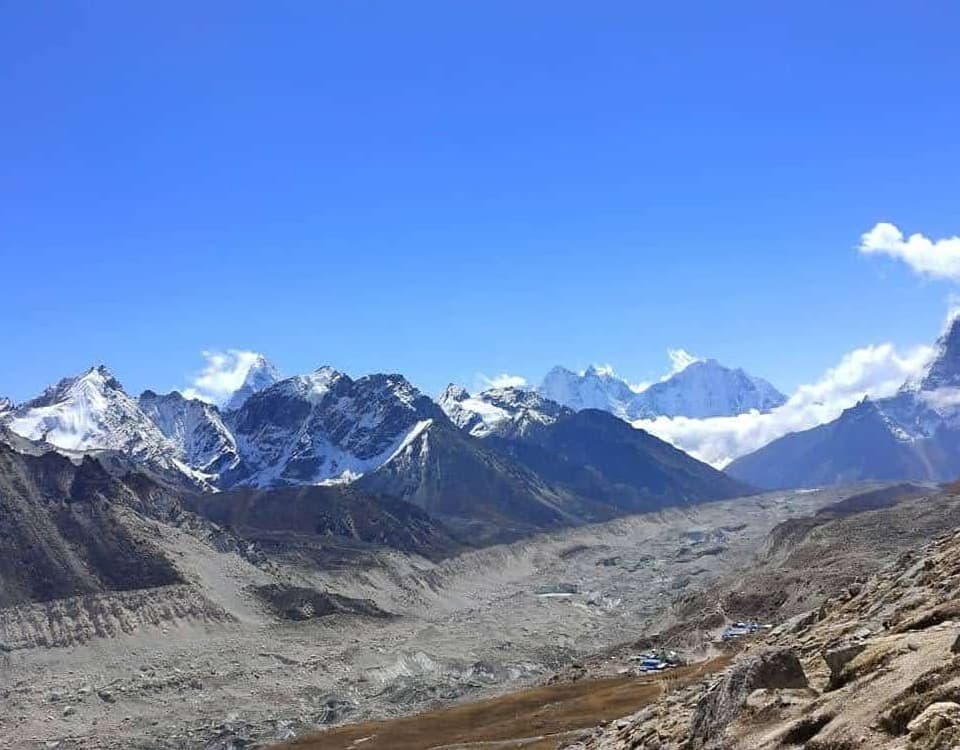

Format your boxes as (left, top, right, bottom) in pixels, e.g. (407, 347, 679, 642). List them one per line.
(283, 657, 730, 750)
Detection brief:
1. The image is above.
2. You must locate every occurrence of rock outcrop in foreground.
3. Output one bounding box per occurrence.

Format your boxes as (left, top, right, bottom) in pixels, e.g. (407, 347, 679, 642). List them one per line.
(564, 523, 960, 750)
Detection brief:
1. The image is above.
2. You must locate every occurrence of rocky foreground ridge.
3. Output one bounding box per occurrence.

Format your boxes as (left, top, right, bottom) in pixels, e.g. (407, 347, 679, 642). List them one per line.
(564, 507, 960, 750)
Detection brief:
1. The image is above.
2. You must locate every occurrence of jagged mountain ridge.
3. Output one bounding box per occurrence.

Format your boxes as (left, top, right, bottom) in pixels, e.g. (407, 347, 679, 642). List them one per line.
(2, 362, 753, 538)
(223, 367, 444, 487)
(438, 384, 572, 439)
(139, 390, 240, 478)
(0, 440, 185, 608)
(728, 317, 960, 489)
(538, 360, 786, 419)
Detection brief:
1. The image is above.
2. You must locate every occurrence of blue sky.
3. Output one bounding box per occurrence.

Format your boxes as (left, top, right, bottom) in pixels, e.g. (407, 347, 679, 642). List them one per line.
(3, 1, 959, 403)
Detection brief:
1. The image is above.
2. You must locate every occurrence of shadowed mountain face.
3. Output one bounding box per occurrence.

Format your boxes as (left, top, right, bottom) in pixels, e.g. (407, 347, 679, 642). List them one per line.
(728, 318, 960, 489)
(489, 409, 752, 514)
(726, 400, 941, 490)
(357, 419, 582, 540)
(0, 442, 183, 608)
(184, 483, 464, 561)
(355, 402, 754, 540)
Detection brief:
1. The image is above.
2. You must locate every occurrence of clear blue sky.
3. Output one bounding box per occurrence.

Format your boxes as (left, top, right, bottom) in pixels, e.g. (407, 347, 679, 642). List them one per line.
(3, 1, 959, 402)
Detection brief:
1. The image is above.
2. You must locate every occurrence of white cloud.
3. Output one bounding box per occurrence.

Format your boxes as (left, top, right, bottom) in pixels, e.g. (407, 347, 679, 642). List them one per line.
(182, 350, 268, 404)
(860, 222, 960, 282)
(477, 372, 528, 391)
(634, 341, 935, 468)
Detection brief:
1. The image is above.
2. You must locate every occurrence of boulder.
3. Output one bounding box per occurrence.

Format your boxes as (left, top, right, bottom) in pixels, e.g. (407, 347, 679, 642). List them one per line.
(783, 609, 819, 635)
(689, 648, 808, 747)
(908, 701, 960, 750)
(823, 643, 866, 688)
(950, 632, 960, 654)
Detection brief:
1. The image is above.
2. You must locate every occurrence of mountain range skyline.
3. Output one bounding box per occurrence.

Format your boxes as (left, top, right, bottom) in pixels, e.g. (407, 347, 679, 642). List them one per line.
(2, 304, 953, 472)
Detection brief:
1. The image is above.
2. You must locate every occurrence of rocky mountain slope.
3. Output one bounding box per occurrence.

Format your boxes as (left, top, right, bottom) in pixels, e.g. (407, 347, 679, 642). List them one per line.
(728, 317, 960, 489)
(0, 439, 185, 608)
(358, 417, 594, 540)
(0, 469, 848, 749)
(186, 483, 463, 561)
(489, 409, 752, 516)
(565, 485, 960, 750)
(138, 389, 240, 479)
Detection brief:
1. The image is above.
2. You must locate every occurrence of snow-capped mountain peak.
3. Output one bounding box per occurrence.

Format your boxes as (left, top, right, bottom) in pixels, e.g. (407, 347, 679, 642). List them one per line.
(439, 383, 470, 405)
(4, 364, 178, 462)
(917, 314, 960, 391)
(24, 365, 122, 410)
(440, 383, 570, 438)
(268, 366, 347, 404)
(628, 358, 787, 419)
(538, 365, 636, 417)
(439, 384, 513, 436)
(225, 355, 280, 411)
(538, 358, 786, 420)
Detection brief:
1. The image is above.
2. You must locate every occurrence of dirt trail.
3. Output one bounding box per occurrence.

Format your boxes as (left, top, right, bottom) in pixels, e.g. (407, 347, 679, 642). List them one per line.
(283, 656, 730, 750)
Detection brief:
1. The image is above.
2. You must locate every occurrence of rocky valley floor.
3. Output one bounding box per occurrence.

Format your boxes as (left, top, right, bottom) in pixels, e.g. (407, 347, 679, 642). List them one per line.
(0, 486, 874, 750)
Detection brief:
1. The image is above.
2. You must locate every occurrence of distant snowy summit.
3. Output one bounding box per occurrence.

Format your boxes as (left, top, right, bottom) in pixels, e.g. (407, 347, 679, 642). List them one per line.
(629, 359, 786, 419)
(538, 365, 638, 417)
(537, 360, 785, 420)
(225, 354, 280, 410)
